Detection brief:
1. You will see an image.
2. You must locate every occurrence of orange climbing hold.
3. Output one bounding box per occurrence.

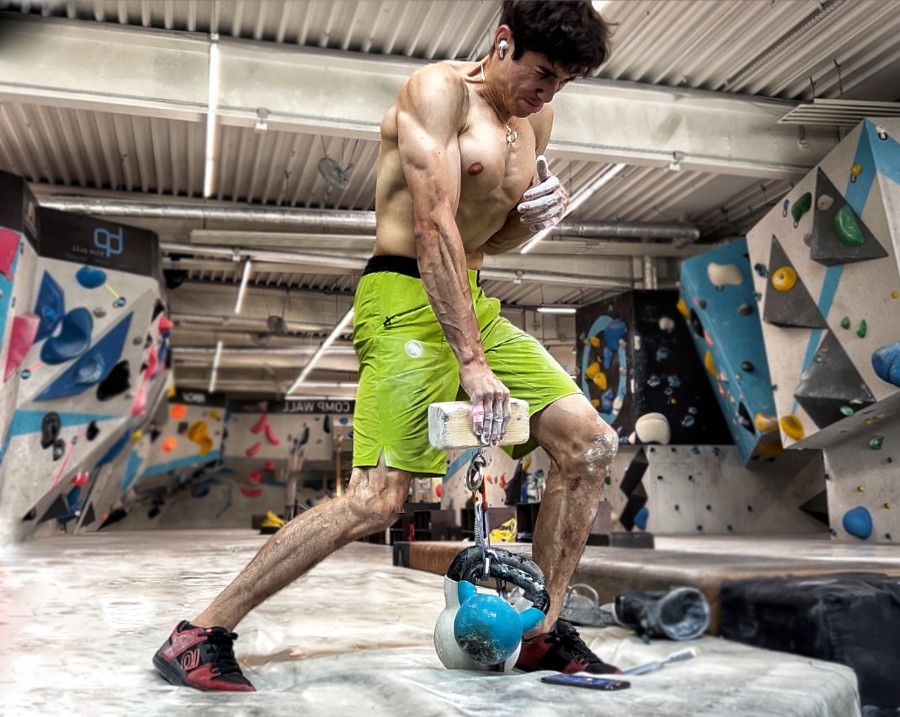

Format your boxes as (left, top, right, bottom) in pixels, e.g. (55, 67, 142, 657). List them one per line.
(161, 436, 178, 452)
(170, 404, 187, 421)
(780, 414, 804, 441)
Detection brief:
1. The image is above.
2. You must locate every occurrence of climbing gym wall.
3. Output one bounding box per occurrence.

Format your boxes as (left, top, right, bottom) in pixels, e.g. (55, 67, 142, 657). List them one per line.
(606, 445, 827, 535)
(680, 238, 782, 463)
(576, 289, 731, 447)
(0, 190, 167, 542)
(0, 171, 40, 509)
(745, 118, 900, 543)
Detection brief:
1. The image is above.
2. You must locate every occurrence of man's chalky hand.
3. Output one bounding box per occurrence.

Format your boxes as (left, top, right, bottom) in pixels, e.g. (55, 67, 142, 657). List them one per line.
(517, 155, 569, 233)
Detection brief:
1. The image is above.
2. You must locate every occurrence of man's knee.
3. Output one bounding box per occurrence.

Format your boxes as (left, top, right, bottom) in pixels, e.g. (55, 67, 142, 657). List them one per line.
(553, 419, 618, 480)
(347, 465, 410, 529)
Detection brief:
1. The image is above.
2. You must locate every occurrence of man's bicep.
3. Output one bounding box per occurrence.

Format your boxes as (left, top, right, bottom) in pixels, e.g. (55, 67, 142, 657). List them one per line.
(396, 69, 464, 216)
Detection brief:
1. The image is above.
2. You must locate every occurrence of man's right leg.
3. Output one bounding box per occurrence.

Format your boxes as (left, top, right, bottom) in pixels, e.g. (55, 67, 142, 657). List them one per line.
(154, 456, 411, 691)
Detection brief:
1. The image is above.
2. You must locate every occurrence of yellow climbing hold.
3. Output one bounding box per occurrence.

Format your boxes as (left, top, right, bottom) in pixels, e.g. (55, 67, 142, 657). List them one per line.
(884, 502, 892, 510)
(131, 430, 142, 443)
(771, 266, 797, 292)
(209, 409, 221, 420)
(892, 291, 898, 300)
(591, 399, 600, 408)
(167, 384, 176, 398)
(676, 297, 689, 317)
(592, 373, 608, 391)
(850, 163, 862, 178)
(704, 350, 717, 378)
(586, 361, 601, 379)
(780, 414, 804, 441)
(857, 485, 865, 493)
(588, 336, 600, 347)
(754, 412, 778, 433)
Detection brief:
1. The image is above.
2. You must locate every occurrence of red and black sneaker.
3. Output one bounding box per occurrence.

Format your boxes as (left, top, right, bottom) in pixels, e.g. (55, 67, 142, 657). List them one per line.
(152, 620, 256, 692)
(515, 618, 621, 674)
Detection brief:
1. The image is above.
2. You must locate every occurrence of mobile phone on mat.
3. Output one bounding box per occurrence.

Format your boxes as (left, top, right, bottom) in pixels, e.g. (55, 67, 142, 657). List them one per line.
(540, 674, 631, 690)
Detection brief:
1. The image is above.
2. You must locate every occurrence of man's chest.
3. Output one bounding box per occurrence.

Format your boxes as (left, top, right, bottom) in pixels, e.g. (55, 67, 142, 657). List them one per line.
(457, 115, 537, 208)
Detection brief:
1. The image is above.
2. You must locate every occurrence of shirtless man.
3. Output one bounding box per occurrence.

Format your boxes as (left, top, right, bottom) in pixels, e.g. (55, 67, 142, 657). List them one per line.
(154, 1, 617, 691)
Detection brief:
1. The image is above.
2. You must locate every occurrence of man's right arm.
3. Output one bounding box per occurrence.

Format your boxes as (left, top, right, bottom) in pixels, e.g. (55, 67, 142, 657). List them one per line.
(396, 65, 510, 445)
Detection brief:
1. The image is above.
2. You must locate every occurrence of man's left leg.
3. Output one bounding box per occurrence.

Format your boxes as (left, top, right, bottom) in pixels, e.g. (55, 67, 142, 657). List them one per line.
(515, 392, 620, 673)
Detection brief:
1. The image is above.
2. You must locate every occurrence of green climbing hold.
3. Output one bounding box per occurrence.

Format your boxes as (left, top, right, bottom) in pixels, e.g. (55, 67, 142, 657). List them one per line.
(791, 192, 812, 225)
(868, 436, 883, 450)
(840, 406, 854, 416)
(833, 204, 864, 247)
(604, 475, 612, 485)
(857, 319, 867, 338)
(840, 316, 851, 329)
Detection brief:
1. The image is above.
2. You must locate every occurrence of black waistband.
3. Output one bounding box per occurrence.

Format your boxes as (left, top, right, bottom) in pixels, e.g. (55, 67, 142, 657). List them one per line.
(363, 255, 420, 278)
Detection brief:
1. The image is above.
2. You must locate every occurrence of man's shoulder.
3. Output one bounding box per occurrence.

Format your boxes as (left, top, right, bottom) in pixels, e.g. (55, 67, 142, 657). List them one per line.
(408, 61, 468, 91)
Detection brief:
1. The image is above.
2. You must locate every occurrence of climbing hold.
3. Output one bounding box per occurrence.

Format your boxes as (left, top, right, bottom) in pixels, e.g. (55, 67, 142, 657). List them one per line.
(75, 266, 107, 289)
(676, 297, 689, 317)
(634, 507, 649, 530)
(840, 406, 854, 416)
(170, 404, 187, 421)
(849, 164, 862, 183)
(161, 437, 178, 453)
(40, 308, 93, 365)
(753, 263, 768, 278)
(114, 297, 127, 308)
(586, 362, 600, 379)
(246, 442, 262, 458)
(96, 360, 130, 401)
(41, 412, 62, 449)
(666, 375, 681, 388)
(590, 399, 600, 408)
(782, 199, 789, 217)
(647, 375, 661, 388)
(707, 262, 743, 290)
(740, 361, 754, 372)
(248, 470, 262, 484)
(658, 316, 675, 332)
(240, 486, 263, 498)
(842, 506, 872, 540)
(857, 485, 865, 492)
(771, 266, 796, 292)
(884, 503, 892, 510)
(635, 413, 671, 445)
(790, 192, 812, 226)
(264, 460, 275, 470)
(158, 315, 174, 333)
(703, 351, 716, 378)
(816, 194, 834, 211)
(592, 373, 607, 391)
(856, 320, 867, 339)
(681, 415, 695, 428)
(871, 341, 900, 387)
(833, 204, 864, 247)
(52, 438, 66, 461)
(780, 414, 804, 441)
(33, 272, 66, 341)
(3, 313, 40, 382)
(86, 421, 100, 441)
(655, 347, 670, 361)
(264, 424, 281, 446)
(868, 436, 883, 450)
(737, 303, 753, 316)
(840, 317, 851, 329)
(71, 471, 89, 487)
(131, 430, 142, 442)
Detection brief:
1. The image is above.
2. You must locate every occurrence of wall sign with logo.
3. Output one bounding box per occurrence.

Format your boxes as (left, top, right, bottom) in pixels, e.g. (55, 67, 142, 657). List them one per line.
(38, 207, 159, 277)
(227, 399, 355, 415)
(171, 389, 227, 407)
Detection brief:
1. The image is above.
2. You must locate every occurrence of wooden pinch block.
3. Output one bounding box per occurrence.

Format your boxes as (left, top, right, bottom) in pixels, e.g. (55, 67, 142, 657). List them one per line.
(428, 399, 530, 450)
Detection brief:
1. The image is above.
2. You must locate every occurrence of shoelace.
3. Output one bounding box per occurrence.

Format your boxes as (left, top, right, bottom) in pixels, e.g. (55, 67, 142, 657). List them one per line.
(202, 628, 242, 676)
(552, 620, 604, 666)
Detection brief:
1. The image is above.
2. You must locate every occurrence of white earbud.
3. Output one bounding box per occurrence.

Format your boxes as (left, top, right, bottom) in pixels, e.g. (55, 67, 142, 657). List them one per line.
(498, 39, 509, 59)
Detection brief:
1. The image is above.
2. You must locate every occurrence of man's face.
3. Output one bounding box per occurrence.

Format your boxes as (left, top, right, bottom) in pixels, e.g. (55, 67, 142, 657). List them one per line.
(505, 50, 579, 117)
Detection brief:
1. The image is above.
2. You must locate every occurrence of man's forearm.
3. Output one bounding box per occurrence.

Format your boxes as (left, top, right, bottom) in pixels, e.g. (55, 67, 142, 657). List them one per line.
(482, 209, 534, 255)
(416, 224, 487, 369)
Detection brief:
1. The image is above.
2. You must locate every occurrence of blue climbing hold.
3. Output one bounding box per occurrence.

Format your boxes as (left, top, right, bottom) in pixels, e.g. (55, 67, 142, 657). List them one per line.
(634, 506, 649, 530)
(76, 266, 107, 289)
(114, 297, 127, 308)
(872, 342, 900, 388)
(842, 506, 873, 540)
(604, 319, 628, 350)
(40, 308, 93, 365)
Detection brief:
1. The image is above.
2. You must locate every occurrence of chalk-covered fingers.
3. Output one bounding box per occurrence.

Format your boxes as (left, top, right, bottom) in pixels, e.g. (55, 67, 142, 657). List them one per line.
(517, 155, 569, 233)
(460, 364, 511, 446)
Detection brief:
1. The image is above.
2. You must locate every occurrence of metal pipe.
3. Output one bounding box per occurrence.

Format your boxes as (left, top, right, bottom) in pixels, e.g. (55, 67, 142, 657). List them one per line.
(42, 198, 698, 240)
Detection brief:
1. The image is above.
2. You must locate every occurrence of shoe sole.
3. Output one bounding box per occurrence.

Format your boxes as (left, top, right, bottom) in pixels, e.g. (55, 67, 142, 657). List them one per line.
(153, 652, 194, 688)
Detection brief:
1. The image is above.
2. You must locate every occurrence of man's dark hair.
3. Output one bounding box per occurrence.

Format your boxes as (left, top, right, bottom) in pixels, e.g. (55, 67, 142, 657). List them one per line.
(499, 0, 611, 75)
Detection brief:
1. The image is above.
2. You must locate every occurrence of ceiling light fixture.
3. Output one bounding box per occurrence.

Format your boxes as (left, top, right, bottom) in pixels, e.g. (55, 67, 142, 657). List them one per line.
(286, 308, 354, 396)
(536, 305, 578, 315)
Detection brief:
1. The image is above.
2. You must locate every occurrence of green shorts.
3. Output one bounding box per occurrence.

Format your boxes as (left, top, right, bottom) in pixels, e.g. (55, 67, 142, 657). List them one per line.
(351, 256, 580, 475)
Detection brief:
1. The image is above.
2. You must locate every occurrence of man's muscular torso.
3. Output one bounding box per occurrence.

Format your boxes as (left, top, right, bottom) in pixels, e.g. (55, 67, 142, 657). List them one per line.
(374, 61, 552, 266)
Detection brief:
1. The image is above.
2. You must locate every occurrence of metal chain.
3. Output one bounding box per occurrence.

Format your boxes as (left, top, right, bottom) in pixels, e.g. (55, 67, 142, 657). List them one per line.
(467, 448, 495, 580)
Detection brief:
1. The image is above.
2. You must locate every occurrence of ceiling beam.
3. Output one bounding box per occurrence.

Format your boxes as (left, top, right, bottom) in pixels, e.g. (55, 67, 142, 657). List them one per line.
(0, 14, 838, 178)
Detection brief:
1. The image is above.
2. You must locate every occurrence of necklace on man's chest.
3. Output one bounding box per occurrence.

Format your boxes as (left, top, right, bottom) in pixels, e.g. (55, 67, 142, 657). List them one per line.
(480, 62, 517, 144)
